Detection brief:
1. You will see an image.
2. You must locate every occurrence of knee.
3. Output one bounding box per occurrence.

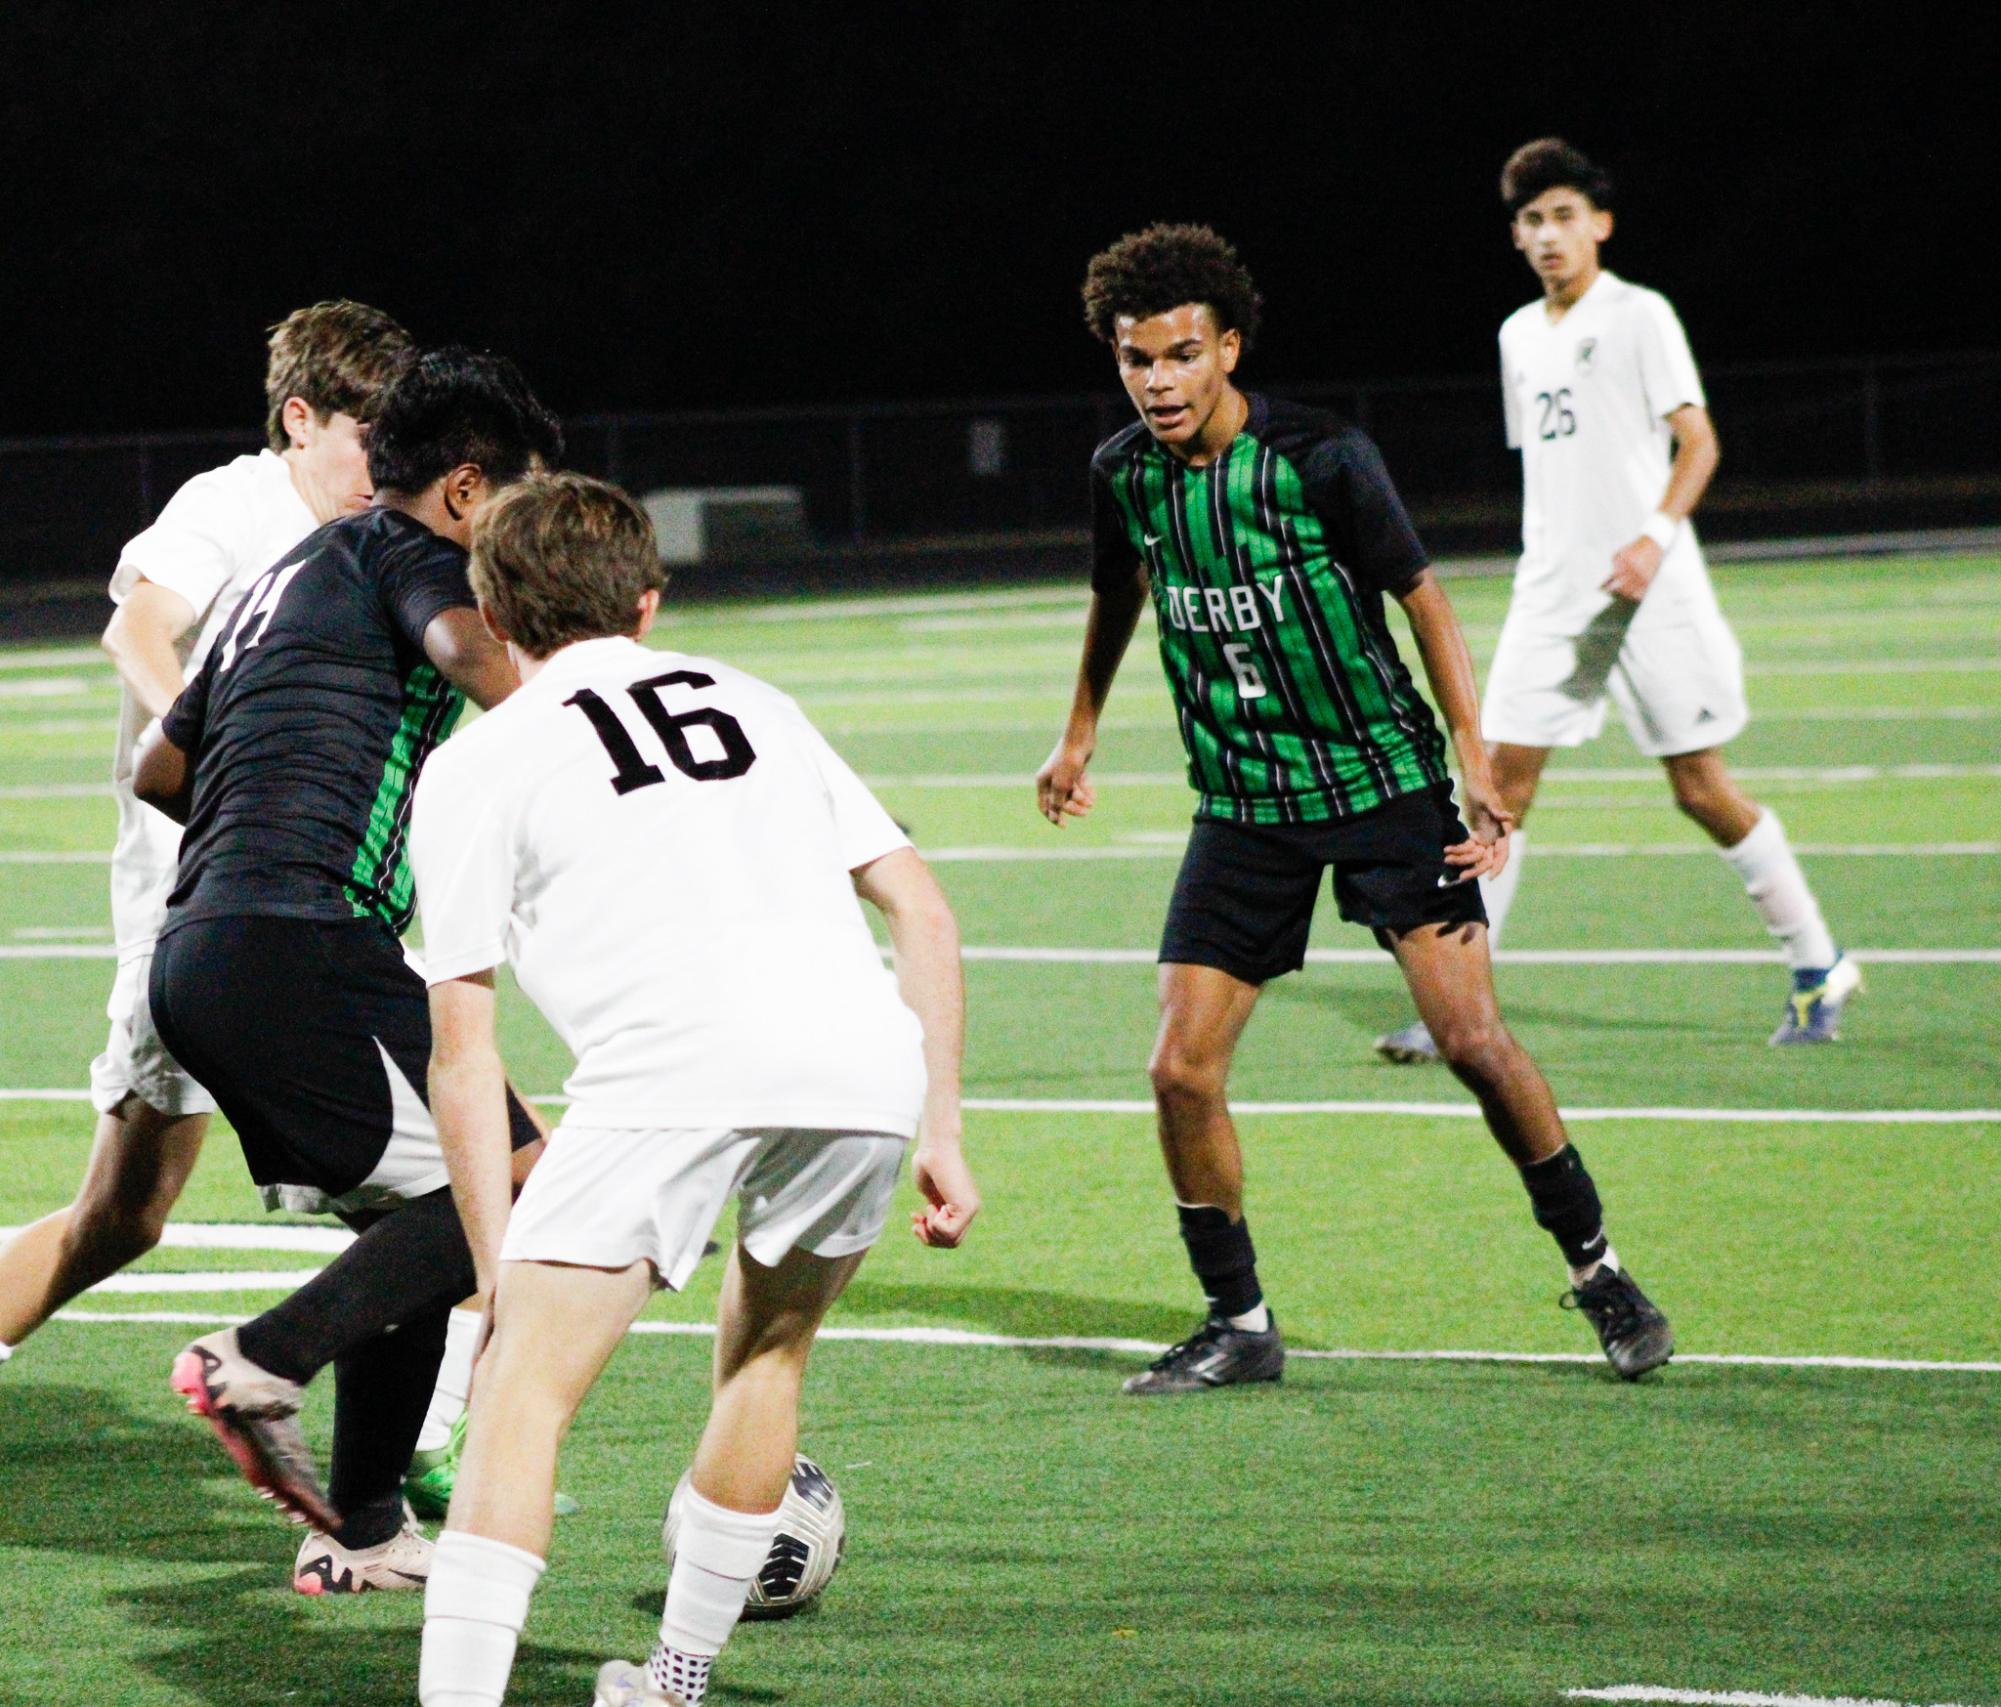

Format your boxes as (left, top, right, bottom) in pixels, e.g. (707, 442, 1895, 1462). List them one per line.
(69, 1196, 168, 1267)
(1430, 1016, 1517, 1089)
(1148, 1040, 1229, 1111)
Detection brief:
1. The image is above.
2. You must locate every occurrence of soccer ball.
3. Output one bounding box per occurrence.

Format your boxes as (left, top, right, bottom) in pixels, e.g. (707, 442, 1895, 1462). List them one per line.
(661, 1453, 845, 1620)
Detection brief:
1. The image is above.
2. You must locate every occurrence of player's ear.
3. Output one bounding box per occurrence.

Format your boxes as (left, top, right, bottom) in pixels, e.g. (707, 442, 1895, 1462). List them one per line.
(442, 464, 485, 522)
(1594, 207, 1613, 243)
(476, 595, 511, 647)
(281, 396, 315, 451)
(1219, 327, 1241, 375)
(632, 587, 661, 640)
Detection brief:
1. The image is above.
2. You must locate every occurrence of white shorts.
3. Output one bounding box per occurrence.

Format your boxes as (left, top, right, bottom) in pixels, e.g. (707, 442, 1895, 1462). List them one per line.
(1482, 599, 1749, 757)
(499, 1124, 909, 1291)
(89, 954, 215, 1119)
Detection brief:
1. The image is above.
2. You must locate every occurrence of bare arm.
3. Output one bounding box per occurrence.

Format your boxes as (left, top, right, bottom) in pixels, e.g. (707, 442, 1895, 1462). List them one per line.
(1035, 563, 1147, 826)
(852, 845, 978, 1248)
(1604, 404, 1721, 600)
(1396, 570, 1511, 880)
(102, 579, 197, 720)
(427, 970, 516, 1295)
(132, 724, 194, 824)
(423, 608, 521, 712)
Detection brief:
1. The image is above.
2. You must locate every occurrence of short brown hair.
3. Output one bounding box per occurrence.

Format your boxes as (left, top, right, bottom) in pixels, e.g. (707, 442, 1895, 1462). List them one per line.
(470, 472, 666, 659)
(1500, 138, 1615, 214)
(263, 300, 415, 453)
(1081, 223, 1263, 349)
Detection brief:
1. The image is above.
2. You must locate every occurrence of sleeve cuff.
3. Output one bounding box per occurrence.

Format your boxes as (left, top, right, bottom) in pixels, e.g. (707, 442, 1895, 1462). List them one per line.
(421, 943, 506, 985)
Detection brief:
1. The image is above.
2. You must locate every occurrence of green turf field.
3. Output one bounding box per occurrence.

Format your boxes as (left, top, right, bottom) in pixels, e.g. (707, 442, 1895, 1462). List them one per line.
(2, 554, 1997, 1706)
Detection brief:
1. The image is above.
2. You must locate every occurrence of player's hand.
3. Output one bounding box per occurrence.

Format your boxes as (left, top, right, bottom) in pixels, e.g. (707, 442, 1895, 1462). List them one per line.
(1444, 774, 1515, 883)
(1035, 738, 1096, 827)
(1602, 536, 1664, 602)
(911, 1135, 980, 1248)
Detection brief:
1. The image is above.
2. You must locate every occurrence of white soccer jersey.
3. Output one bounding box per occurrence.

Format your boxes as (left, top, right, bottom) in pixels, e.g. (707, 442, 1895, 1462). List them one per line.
(107, 450, 317, 961)
(1499, 270, 1717, 630)
(410, 635, 926, 1137)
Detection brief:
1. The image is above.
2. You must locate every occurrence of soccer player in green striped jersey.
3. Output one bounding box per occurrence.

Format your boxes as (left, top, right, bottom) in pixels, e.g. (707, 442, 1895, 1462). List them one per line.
(1038, 224, 1673, 1389)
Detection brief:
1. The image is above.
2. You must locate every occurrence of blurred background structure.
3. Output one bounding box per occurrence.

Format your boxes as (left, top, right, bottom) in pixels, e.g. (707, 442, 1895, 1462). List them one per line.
(2, 4, 1994, 627)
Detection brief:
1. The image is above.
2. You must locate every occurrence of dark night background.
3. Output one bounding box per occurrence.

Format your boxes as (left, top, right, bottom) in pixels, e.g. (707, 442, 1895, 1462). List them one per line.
(3, 3, 1996, 437)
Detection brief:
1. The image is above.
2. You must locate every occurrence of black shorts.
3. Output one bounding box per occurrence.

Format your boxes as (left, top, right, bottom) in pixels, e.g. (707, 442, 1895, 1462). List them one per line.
(150, 913, 537, 1209)
(1158, 783, 1488, 985)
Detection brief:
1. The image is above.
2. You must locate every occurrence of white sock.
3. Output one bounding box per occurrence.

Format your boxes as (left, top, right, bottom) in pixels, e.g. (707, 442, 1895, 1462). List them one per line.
(1227, 1303, 1272, 1333)
(416, 1308, 484, 1455)
(651, 1487, 782, 1706)
(1719, 810, 1837, 971)
(419, 1530, 546, 1707)
(1477, 827, 1527, 949)
(0, 1340, 14, 1366)
(1569, 1244, 1621, 1287)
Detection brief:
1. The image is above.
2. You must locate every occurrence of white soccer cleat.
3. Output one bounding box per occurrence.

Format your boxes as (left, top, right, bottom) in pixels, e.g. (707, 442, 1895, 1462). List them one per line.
(1373, 1018, 1440, 1064)
(592, 1659, 687, 1707)
(293, 1509, 433, 1594)
(1770, 951, 1863, 1045)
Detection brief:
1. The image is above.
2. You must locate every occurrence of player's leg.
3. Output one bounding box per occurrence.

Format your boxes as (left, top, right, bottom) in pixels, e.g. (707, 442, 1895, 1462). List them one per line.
(629, 1239, 864, 1707)
(1376, 595, 1615, 1063)
(1, 955, 215, 1358)
(1127, 819, 1315, 1395)
(1390, 916, 1672, 1378)
(421, 1256, 655, 1707)
(291, 1299, 452, 1593)
(1614, 611, 1856, 1042)
(1660, 747, 1856, 1038)
(0, 1100, 206, 1351)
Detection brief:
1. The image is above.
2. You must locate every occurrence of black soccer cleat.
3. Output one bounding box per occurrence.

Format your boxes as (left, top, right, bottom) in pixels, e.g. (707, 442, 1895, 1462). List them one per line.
(1562, 1265, 1674, 1380)
(1122, 1313, 1285, 1396)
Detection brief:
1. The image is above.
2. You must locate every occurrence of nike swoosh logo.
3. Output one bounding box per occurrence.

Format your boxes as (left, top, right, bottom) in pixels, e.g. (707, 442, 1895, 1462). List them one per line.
(1143, 533, 1164, 547)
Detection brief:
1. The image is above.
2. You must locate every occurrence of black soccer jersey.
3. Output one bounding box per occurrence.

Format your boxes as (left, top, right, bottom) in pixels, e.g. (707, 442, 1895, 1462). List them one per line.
(161, 507, 474, 936)
(1091, 392, 1450, 824)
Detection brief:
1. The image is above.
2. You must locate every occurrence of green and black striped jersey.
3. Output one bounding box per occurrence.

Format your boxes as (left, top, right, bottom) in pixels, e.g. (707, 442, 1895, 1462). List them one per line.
(160, 508, 473, 938)
(1092, 392, 1449, 824)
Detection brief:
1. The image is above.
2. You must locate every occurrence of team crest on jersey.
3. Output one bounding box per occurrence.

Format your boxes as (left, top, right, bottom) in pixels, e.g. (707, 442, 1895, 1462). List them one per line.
(1575, 338, 1598, 375)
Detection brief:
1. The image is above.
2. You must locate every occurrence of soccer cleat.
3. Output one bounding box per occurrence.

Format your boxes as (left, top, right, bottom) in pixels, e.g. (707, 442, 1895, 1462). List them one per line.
(293, 1508, 433, 1594)
(593, 1659, 687, 1707)
(1122, 1313, 1285, 1395)
(1561, 1265, 1674, 1380)
(403, 1411, 580, 1520)
(1373, 1019, 1439, 1064)
(1769, 952, 1863, 1045)
(170, 1328, 339, 1529)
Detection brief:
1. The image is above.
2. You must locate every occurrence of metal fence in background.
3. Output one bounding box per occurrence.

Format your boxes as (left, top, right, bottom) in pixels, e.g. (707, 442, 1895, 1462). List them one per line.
(5, 351, 1997, 590)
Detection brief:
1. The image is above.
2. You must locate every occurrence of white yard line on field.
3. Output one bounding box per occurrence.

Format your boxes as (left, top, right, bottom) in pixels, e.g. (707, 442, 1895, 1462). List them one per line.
(1567, 1689, 1992, 1707)
(35, 1300, 2001, 1375)
(957, 1097, 2000, 1123)
(0, 782, 113, 798)
(0, 677, 103, 700)
(919, 841, 2001, 862)
(2, 941, 1997, 964)
(0, 851, 113, 864)
(864, 763, 2001, 788)
(4, 1088, 1995, 1124)
(934, 945, 2000, 966)
(0, 647, 107, 672)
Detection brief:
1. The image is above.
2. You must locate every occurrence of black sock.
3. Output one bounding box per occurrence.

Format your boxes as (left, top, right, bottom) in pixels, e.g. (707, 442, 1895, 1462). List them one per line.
(1518, 1144, 1608, 1270)
(1176, 1204, 1264, 1320)
(236, 1187, 476, 1384)
(329, 1303, 451, 1548)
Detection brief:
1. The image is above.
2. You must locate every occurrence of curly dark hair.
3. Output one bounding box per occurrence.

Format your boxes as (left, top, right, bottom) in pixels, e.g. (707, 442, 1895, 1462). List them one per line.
(1500, 138, 1615, 214)
(1080, 223, 1262, 349)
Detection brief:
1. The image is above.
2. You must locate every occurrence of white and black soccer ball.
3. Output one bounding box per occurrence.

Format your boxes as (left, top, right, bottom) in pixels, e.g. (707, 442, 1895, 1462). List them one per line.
(661, 1453, 845, 1620)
